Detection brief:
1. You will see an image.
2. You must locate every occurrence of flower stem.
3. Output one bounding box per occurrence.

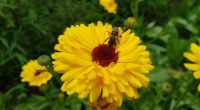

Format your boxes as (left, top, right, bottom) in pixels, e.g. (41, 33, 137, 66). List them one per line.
(172, 79, 193, 110)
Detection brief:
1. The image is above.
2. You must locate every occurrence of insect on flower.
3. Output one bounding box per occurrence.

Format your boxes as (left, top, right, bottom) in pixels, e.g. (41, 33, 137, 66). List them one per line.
(104, 27, 127, 48)
(52, 22, 154, 109)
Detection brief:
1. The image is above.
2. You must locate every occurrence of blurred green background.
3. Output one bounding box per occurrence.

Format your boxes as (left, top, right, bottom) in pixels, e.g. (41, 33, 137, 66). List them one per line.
(0, 0, 200, 110)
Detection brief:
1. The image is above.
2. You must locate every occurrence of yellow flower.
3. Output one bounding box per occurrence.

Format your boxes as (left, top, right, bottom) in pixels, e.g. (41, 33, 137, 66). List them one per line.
(52, 21, 154, 109)
(184, 43, 200, 92)
(124, 17, 136, 27)
(20, 60, 52, 87)
(99, 0, 117, 14)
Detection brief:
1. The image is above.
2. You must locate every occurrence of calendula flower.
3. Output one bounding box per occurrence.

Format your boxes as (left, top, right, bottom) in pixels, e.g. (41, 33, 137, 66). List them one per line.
(52, 21, 153, 109)
(124, 17, 136, 27)
(99, 0, 117, 14)
(20, 60, 52, 87)
(184, 43, 200, 92)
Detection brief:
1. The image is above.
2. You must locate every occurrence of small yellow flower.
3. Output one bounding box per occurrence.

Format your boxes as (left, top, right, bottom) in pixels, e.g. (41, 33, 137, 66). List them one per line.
(52, 21, 154, 109)
(20, 60, 52, 87)
(124, 17, 136, 27)
(99, 0, 117, 14)
(184, 43, 200, 92)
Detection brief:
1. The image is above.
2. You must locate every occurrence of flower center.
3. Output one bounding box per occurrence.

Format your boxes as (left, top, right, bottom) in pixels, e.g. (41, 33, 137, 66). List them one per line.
(34, 70, 45, 76)
(34, 72, 40, 76)
(91, 44, 118, 67)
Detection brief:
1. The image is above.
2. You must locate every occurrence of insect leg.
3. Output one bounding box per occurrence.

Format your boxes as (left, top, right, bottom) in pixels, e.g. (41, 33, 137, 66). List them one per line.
(103, 31, 111, 44)
(103, 36, 110, 44)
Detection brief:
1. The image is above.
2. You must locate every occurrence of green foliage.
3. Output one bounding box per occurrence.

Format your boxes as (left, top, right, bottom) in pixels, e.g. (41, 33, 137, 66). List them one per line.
(1, 0, 200, 110)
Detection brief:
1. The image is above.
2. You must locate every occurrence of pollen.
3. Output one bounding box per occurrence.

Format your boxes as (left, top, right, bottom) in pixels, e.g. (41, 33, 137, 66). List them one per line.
(91, 44, 118, 67)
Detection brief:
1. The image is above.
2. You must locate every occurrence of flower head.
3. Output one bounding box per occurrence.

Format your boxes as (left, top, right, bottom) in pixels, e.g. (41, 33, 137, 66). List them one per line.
(20, 60, 52, 87)
(99, 0, 117, 14)
(184, 43, 200, 91)
(52, 21, 154, 109)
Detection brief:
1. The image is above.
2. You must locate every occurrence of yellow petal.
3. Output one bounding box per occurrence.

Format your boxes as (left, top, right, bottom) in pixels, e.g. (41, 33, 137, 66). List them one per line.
(61, 82, 68, 91)
(183, 52, 196, 62)
(76, 83, 86, 93)
(110, 75, 118, 82)
(61, 53, 92, 66)
(88, 80, 97, 90)
(132, 88, 139, 99)
(62, 66, 94, 81)
(116, 82, 126, 92)
(118, 37, 141, 56)
(184, 63, 200, 71)
(113, 93, 122, 106)
(198, 83, 200, 92)
(66, 79, 78, 89)
(131, 72, 150, 87)
(193, 71, 200, 79)
(67, 89, 75, 95)
(78, 91, 89, 99)
(61, 68, 83, 81)
(96, 21, 107, 44)
(126, 86, 139, 99)
(125, 86, 134, 98)
(110, 82, 117, 94)
(102, 86, 109, 97)
(87, 71, 97, 80)
(126, 73, 142, 88)
(126, 64, 140, 70)
(89, 85, 102, 102)
(102, 69, 111, 84)
(191, 43, 200, 55)
(54, 65, 69, 73)
(111, 64, 126, 75)
(118, 75, 129, 86)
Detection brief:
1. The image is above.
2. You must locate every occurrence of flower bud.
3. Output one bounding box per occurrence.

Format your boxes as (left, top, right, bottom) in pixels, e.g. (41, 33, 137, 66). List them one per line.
(37, 55, 51, 66)
(124, 17, 136, 27)
(163, 83, 172, 93)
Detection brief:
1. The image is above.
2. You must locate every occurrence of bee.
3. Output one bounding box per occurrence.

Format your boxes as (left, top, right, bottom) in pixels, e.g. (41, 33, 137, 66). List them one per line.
(104, 27, 127, 48)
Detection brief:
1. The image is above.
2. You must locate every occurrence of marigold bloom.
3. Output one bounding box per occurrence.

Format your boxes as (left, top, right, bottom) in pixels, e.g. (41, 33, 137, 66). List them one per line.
(184, 43, 200, 91)
(52, 21, 153, 109)
(99, 0, 117, 14)
(20, 60, 52, 87)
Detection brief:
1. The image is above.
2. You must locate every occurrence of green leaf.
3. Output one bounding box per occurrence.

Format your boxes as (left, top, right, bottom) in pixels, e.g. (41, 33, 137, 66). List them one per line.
(170, 17, 198, 35)
(146, 26, 163, 38)
(14, 52, 27, 65)
(167, 36, 188, 67)
(147, 67, 171, 82)
(186, 93, 200, 110)
(0, 37, 9, 48)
